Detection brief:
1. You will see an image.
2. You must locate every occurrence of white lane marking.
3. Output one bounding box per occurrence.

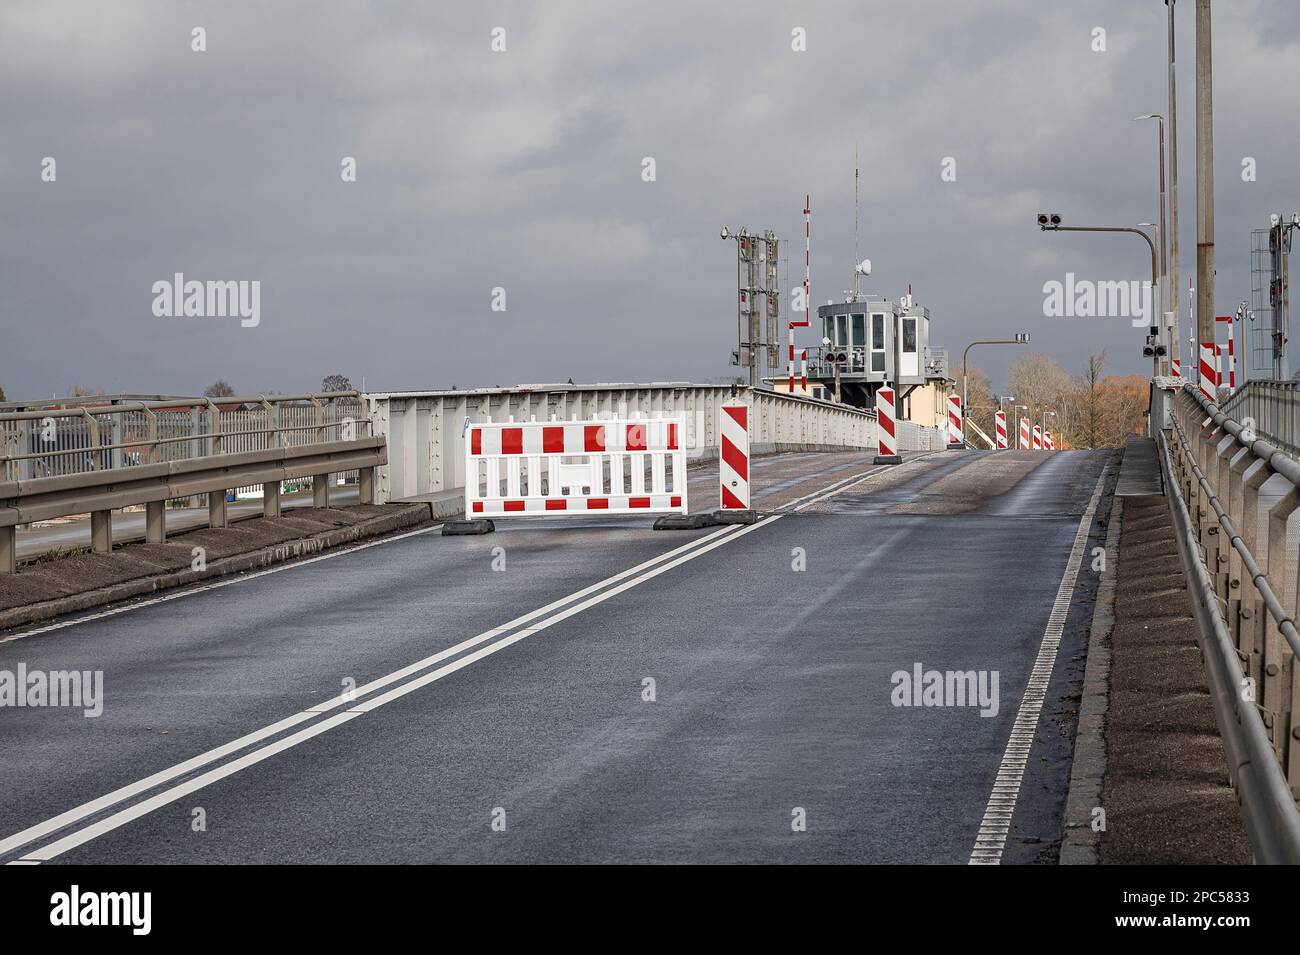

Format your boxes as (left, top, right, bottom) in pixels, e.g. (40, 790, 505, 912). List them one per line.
(0, 710, 317, 859)
(968, 468, 1108, 865)
(0, 522, 449, 645)
(10, 518, 780, 863)
(14, 712, 364, 863)
(0, 525, 739, 860)
(3, 462, 878, 863)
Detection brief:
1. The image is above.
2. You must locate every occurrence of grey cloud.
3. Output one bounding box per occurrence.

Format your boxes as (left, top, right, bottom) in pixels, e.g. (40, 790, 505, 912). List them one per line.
(1, 0, 1297, 399)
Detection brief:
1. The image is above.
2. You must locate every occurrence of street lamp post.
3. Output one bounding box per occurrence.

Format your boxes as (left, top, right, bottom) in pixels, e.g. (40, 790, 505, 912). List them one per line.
(1167, 0, 1182, 374)
(1036, 216, 1163, 374)
(1038, 220, 1159, 293)
(961, 336, 1030, 422)
(1040, 405, 1060, 446)
(1135, 113, 1169, 368)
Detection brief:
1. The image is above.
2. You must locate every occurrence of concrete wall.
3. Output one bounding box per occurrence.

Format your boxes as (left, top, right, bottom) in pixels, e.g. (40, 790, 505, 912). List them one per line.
(365, 383, 945, 503)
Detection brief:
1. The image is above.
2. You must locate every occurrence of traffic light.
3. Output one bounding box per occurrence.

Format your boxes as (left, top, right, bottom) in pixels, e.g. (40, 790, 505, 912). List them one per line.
(1036, 213, 1062, 228)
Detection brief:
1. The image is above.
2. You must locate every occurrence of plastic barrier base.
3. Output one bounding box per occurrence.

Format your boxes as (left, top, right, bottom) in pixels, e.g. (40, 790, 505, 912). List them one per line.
(653, 514, 711, 531)
(442, 519, 496, 536)
(711, 509, 758, 525)
(873, 453, 903, 465)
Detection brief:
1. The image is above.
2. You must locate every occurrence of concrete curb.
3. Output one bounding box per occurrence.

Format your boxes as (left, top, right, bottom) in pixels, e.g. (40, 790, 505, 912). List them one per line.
(1059, 490, 1123, 865)
(0, 504, 433, 632)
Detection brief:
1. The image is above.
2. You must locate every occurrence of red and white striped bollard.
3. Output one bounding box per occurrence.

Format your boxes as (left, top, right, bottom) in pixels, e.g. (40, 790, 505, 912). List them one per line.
(874, 387, 902, 464)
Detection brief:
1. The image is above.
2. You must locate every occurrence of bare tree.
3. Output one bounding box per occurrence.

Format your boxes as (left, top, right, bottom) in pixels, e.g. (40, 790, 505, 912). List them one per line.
(1008, 353, 1072, 439)
(203, 380, 236, 398)
(963, 363, 997, 445)
(321, 374, 352, 393)
(1078, 352, 1106, 449)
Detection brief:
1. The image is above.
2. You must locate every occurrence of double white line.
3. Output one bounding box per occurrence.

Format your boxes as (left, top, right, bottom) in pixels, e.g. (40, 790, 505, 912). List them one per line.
(2, 463, 888, 864)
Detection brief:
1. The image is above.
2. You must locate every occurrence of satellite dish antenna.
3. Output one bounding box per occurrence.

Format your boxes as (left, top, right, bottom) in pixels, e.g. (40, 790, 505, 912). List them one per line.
(855, 258, 872, 276)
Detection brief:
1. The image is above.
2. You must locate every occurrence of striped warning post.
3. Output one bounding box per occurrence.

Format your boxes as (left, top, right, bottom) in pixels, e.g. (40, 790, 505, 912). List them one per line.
(947, 395, 964, 449)
(1172, 358, 1181, 378)
(1199, 342, 1217, 402)
(1019, 417, 1030, 450)
(874, 387, 902, 464)
(1032, 424, 1042, 450)
(994, 410, 1008, 450)
(1045, 431, 1054, 450)
(719, 397, 750, 510)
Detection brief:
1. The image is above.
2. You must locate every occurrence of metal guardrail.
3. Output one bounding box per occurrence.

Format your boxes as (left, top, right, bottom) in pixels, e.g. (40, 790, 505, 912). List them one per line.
(1159, 381, 1300, 862)
(1219, 380, 1300, 461)
(366, 383, 946, 503)
(0, 392, 384, 574)
(0, 392, 367, 481)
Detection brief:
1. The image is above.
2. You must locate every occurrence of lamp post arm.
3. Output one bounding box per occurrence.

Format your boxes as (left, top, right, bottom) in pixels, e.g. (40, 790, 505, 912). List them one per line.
(1041, 224, 1160, 294)
(961, 339, 1029, 416)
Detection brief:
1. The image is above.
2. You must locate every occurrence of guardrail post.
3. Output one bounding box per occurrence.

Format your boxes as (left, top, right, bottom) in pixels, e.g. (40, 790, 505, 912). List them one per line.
(91, 510, 112, 554)
(313, 473, 330, 508)
(1240, 457, 1276, 693)
(208, 489, 228, 528)
(145, 500, 165, 544)
(359, 466, 375, 505)
(263, 481, 281, 518)
(1227, 446, 1255, 651)
(1264, 486, 1300, 769)
(0, 526, 14, 574)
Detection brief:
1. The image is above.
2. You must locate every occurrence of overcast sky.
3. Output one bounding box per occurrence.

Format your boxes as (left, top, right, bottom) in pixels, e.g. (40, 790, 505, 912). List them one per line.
(3, 0, 1299, 400)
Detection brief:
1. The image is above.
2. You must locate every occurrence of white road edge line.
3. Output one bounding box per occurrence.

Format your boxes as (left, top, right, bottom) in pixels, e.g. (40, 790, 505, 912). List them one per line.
(967, 467, 1108, 865)
(4, 462, 876, 863)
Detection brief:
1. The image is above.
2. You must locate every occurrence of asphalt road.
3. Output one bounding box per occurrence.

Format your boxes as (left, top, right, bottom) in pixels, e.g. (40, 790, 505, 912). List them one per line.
(0, 448, 1112, 864)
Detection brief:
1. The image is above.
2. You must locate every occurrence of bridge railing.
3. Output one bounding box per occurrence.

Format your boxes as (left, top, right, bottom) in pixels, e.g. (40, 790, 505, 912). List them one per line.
(1219, 380, 1300, 461)
(1161, 381, 1300, 861)
(365, 383, 946, 503)
(0, 392, 385, 573)
(0, 392, 369, 481)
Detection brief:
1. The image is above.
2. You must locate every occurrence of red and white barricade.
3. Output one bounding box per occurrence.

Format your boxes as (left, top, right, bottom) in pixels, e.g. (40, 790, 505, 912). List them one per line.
(994, 410, 1008, 450)
(1018, 417, 1030, 450)
(1199, 342, 1217, 402)
(947, 395, 963, 449)
(1044, 431, 1055, 450)
(1032, 424, 1042, 450)
(465, 415, 687, 519)
(1172, 357, 1181, 378)
(719, 398, 750, 510)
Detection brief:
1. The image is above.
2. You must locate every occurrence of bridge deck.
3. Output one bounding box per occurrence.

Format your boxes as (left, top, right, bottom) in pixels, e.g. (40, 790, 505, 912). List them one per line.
(0, 450, 1113, 864)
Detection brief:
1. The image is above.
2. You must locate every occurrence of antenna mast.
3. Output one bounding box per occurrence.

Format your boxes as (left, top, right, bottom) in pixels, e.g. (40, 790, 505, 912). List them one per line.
(853, 146, 861, 299)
